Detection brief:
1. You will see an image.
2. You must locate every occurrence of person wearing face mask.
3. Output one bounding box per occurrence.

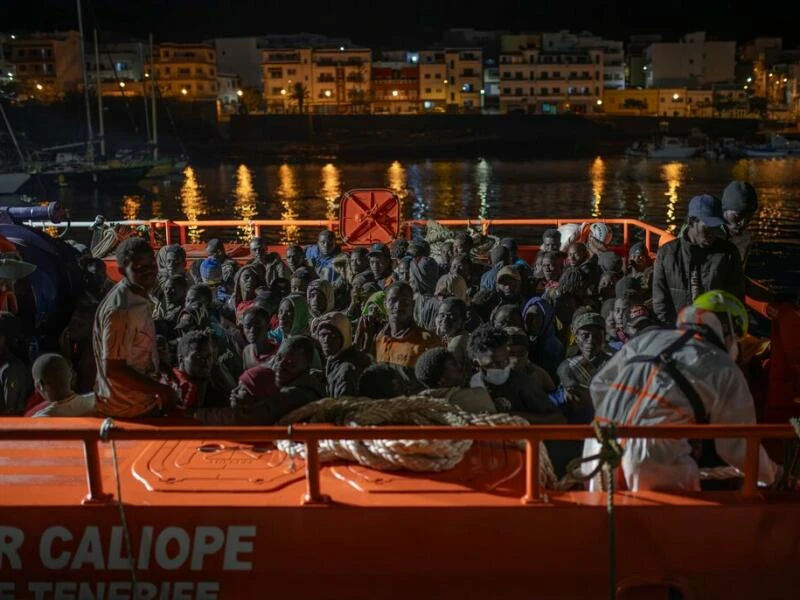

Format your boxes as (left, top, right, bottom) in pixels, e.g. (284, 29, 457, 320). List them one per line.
(653, 194, 744, 326)
(583, 290, 778, 492)
(721, 181, 758, 266)
(468, 324, 565, 424)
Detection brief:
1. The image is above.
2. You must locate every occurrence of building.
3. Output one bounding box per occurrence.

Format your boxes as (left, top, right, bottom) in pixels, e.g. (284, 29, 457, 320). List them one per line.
(644, 32, 735, 88)
(752, 47, 800, 118)
(371, 61, 419, 113)
(542, 31, 625, 90)
(85, 41, 149, 97)
(602, 88, 659, 115)
(418, 50, 448, 111)
(212, 37, 261, 88)
(483, 62, 500, 113)
(7, 30, 83, 97)
(603, 87, 714, 117)
(500, 34, 542, 54)
(626, 34, 662, 88)
(261, 46, 371, 114)
(217, 72, 241, 114)
(152, 42, 217, 99)
(499, 46, 604, 114)
(444, 48, 483, 111)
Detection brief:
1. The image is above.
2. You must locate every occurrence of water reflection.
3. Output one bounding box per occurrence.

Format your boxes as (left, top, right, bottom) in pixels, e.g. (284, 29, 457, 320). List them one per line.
(660, 162, 686, 233)
(589, 157, 605, 218)
(475, 159, 491, 220)
(277, 164, 299, 244)
(320, 163, 341, 222)
(234, 164, 257, 241)
(121, 195, 141, 221)
(387, 160, 407, 197)
(179, 166, 208, 242)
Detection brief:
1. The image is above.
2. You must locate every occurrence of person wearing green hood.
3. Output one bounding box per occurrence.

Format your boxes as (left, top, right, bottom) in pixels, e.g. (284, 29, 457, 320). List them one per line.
(353, 290, 387, 355)
(315, 312, 372, 397)
(268, 294, 311, 345)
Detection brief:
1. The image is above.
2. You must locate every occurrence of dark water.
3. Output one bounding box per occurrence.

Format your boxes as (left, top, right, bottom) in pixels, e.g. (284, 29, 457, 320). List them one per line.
(52, 157, 800, 292)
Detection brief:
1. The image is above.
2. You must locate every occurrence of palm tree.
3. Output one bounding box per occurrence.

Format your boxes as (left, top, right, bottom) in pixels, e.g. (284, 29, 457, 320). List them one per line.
(290, 82, 310, 114)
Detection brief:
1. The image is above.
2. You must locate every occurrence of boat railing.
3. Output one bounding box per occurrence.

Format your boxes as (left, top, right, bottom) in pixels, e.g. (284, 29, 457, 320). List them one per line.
(29, 217, 675, 253)
(1, 419, 794, 506)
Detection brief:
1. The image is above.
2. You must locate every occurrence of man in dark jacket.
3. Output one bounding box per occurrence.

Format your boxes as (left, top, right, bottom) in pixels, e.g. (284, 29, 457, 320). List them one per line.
(315, 312, 372, 397)
(653, 194, 744, 325)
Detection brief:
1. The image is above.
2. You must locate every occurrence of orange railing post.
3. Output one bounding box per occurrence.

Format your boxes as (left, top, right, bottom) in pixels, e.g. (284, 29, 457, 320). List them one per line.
(82, 440, 112, 505)
(303, 437, 329, 505)
(742, 437, 762, 496)
(522, 438, 542, 504)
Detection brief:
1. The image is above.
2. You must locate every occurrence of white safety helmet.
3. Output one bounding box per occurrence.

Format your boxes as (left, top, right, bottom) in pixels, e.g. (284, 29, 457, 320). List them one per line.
(589, 222, 613, 245)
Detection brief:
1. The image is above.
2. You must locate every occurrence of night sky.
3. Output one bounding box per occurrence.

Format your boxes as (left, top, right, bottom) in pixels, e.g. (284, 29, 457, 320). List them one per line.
(3, 0, 797, 48)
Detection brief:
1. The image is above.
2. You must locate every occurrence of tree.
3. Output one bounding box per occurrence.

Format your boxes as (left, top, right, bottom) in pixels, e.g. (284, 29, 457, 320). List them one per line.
(622, 98, 648, 115)
(239, 86, 263, 114)
(290, 82, 309, 114)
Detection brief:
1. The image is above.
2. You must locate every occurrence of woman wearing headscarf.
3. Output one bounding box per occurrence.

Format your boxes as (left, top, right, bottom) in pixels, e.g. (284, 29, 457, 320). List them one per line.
(307, 279, 335, 326)
(411, 256, 442, 333)
(266, 294, 322, 369)
(522, 295, 565, 382)
(314, 312, 373, 397)
(229, 265, 267, 325)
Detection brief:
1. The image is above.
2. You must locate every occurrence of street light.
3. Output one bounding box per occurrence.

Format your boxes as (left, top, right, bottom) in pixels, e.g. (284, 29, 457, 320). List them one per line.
(324, 90, 332, 97)
(672, 93, 680, 100)
(144, 72, 150, 78)
(596, 98, 603, 105)
(280, 88, 287, 95)
(746, 77, 752, 83)
(236, 89, 243, 97)
(391, 90, 399, 97)
(181, 88, 188, 96)
(443, 79, 448, 84)
(119, 81, 126, 88)
(35, 83, 43, 90)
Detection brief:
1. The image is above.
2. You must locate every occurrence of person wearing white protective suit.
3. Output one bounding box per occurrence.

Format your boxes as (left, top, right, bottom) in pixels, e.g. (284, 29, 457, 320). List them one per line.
(582, 290, 778, 492)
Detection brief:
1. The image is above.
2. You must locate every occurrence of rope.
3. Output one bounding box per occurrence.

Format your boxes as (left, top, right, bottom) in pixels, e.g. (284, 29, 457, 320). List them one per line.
(565, 422, 624, 600)
(275, 396, 558, 486)
(99, 418, 138, 586)
(777, 417, 800, 491)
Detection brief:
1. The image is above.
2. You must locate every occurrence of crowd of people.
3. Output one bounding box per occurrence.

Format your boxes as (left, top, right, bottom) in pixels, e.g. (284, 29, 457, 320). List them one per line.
(0, 179, 784, 491)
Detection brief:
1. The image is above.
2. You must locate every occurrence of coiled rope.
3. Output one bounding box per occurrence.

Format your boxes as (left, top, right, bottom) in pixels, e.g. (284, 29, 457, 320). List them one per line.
(276, 396, 558, 487)
(565, 422, 624, 600)
(99, 418, 138, 586)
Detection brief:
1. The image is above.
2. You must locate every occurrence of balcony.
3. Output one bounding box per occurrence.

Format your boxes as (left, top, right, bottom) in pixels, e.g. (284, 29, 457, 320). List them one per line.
(316, 57, 365, 67)
(265, 53, 301, 63)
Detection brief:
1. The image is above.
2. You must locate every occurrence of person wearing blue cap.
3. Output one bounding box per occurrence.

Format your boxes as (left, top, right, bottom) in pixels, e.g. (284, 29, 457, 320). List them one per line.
(652, 194, 744, 325)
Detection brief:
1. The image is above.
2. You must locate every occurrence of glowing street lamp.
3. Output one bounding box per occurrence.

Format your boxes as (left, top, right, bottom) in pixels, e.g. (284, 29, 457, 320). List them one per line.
(119, 81, 126, 88)
(443, 79, 448, 84)
(236, 89, 244, 97)
(35, 83, 43, 91)
(746, 77, 752, 83)
(596, 98, 603, 105)
(180, 88, 188, 96)
(280, 88, 287, 95)
(391, 90, 399, 97)
(324, 90, 332, 97)
(672, 93, 680, 100)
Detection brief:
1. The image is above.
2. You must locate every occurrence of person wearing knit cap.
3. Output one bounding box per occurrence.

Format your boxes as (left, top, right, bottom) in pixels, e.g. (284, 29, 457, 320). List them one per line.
(553, 310, 610, 423)
(199, 257, 223, 286)
(627, 242, 654, 293)
(480, 245, 510, 291)
(721, 181, 758, 264)
(414, 347, 497, 414)
(315, 311, 372, 397)
(625, 304, 658, 339)
(411, 256, 442, 332)
(598, 251, 623, 275)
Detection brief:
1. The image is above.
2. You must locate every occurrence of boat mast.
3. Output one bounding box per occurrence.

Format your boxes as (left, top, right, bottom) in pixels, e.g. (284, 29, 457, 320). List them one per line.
(149, 33, 158, 161)
(93, 28, 105, 159)
(76, 0, 95, 164)
(0, 101, 26, 168)
(140, 42, 151, 145)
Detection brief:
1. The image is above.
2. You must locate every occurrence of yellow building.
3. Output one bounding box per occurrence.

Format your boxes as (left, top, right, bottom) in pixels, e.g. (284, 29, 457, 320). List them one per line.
(602, 89, 659, 116)
(8, 31, 83, 98)
(261, 47, 371, 114)
(152, 43, 218, 99)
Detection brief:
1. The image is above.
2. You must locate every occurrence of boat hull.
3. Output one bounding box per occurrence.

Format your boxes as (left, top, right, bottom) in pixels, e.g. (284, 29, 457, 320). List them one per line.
(647, 147, 699, 159)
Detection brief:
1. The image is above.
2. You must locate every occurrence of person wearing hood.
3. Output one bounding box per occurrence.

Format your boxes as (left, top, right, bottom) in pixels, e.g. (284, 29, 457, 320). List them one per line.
(480, 245, 510, 291)
(626, 242, 654, 295)
(305, 230, 341, 282)
(230, 265, 267, 325)
(468, 324, 564, 424)
(414, 347, 497, 414)
(522, 295, 565, 382)
(583, 291, 778, 492)
(268, 294, 311, 345)
(721, 181, 758, 265)
(307, 278, 335, 323)
(241, 307, 278, 369)
(653, 194, 744, 326)
(353, 290, 387, 355)
(315, 312, 372, 397)
(411, 256, 442, 333)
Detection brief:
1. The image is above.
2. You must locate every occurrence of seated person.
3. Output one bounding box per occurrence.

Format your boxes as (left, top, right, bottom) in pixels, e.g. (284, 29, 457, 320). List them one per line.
(435, 298, 471, 383)
(29, 353, 97, 417)
(414, 347, 496, 413)
(315, 312, 372, 398)
(172, 330, 233, 411)
(357, 364, 407, 399)
(504, 327, 555, 393)
(241, 307, 278, 369)
(469, 324, 565, 424)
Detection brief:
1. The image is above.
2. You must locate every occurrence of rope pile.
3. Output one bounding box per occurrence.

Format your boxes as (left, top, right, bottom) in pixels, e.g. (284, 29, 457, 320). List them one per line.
(276, 396, 558, 486)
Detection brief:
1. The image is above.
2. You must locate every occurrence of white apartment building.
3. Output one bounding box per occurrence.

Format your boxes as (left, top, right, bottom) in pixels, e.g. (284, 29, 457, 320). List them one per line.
(499, 47, 604, 114)
(212, 37, 262, 88)
(542, 31, 624, 89)
(645, 32, 735, 87)
(418, 50, 448, 110)
(261, 48, 312, 112)
(444, 48, 483, 111)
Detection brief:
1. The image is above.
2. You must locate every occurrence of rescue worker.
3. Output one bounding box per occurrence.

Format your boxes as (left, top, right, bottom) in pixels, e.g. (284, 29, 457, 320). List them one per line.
(583, 290, 778, 492)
